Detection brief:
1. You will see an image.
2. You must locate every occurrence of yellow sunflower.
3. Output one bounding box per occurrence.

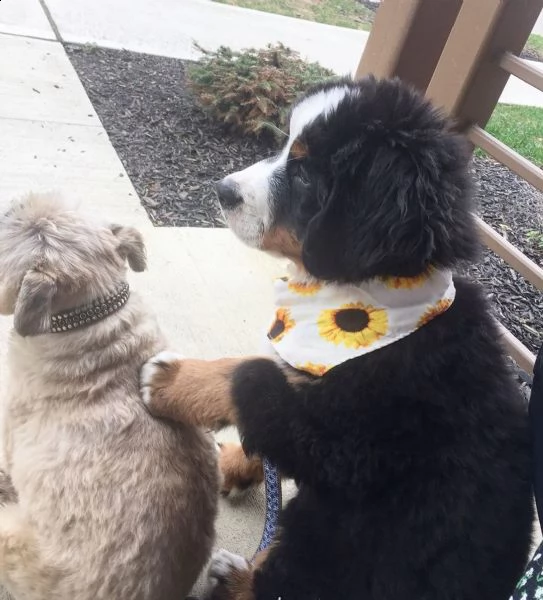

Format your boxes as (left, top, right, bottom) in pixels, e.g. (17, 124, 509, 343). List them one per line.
(381, 265, 435, 290)
(287, 280, 323, 297)
(267, 308, 295, 342)
(318, 302, 388, 349)
(297, 362, 330, 377)
(417, 299, 453, 328)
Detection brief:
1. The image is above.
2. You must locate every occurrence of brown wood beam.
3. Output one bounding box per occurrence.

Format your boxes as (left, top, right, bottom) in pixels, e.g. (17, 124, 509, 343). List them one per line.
(355, 0, 462, 92)
(500, 52, 543, 93)
(427, 0, 543, 129)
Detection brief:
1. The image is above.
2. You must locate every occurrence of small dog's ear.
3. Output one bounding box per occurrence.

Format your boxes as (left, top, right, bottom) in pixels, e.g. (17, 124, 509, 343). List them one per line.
(14, 270, 57, 337)
(111, 225, 147, 272)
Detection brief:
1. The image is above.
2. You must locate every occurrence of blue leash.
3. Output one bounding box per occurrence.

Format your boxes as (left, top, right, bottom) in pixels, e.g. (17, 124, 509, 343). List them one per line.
(253, 458, 281, 560)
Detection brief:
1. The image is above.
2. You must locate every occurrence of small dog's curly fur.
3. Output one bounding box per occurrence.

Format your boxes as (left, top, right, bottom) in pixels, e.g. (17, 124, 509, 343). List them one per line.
(142, 77, 534, 600)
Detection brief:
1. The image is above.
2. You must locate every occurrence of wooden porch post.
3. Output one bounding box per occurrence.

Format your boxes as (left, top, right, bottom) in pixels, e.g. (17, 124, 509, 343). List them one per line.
(426, 0, 543, 129)
(355, 0, 462, 92)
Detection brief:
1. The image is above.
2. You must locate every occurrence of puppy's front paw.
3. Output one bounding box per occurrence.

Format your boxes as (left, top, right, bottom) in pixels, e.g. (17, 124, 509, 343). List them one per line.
(203, 549, 250, 599)
(140, 351, 184, 417)
(209, 549, 250, 582)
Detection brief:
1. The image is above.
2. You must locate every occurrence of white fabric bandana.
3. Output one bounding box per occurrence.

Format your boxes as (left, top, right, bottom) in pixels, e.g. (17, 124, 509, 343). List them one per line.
(267, 267, 456, 376)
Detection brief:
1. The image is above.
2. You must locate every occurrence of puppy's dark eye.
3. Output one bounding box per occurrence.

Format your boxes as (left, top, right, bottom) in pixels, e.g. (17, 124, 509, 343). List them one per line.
(295, 164, 310, 187)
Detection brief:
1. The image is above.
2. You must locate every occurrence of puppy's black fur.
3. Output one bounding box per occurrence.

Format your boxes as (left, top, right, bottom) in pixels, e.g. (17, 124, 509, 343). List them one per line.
(232, 78, 533, 599)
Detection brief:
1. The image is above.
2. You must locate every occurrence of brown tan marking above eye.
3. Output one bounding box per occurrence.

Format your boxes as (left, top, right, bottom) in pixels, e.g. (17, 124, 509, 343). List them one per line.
(290, 138, 308, 160)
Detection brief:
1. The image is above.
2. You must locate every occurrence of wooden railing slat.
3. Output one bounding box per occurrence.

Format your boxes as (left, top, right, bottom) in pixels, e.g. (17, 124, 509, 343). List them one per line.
(425, 0, 504, 116)
(470, 126, 543, 194)
(500, 52, 543, 93)
(475, 216, 543, 292)
(499, 324, 536, 373)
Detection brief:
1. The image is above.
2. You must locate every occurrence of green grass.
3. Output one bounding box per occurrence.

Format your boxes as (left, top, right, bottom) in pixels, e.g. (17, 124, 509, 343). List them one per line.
(213, 0, 374, 30)
(479, 104, 543, 167)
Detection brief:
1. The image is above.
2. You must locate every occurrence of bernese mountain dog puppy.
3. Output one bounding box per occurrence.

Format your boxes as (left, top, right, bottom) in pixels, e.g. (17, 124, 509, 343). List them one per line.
(141, 76, 533, 600)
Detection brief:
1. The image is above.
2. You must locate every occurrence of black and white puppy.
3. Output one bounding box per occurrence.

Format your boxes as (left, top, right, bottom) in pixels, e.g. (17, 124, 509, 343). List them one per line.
(144, 76, 534, 600)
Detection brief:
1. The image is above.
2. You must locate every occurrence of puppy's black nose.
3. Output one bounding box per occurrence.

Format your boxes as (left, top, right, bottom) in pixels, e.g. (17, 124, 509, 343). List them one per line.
(215, 179, 243, 210)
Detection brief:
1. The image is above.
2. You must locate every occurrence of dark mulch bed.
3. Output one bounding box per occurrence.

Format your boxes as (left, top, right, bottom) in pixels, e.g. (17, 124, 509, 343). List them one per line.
(466, 159, 543, 355)
(356, 0, 378, 25)
(66, 45, 543, 358)
(66, 45, 273, 227)
(522, 46, 543, 62)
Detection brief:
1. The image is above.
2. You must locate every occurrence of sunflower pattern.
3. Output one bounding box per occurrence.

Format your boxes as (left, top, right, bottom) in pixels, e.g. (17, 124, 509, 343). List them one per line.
(267, 270, 456, 376)
(267, 308, 295, 342)
(297, 362, 330, 377)
(381, 265, 435, 290)
(288, 279, 323, 297)
(318, 303, 388, 349)
(417, 298, 453, 328)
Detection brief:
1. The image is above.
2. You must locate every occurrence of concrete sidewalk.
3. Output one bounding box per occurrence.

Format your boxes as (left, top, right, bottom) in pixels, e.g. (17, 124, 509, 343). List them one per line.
(0, 0, 54, 39)
(44, 0, 369, 75)
(39, 0, 543, 108)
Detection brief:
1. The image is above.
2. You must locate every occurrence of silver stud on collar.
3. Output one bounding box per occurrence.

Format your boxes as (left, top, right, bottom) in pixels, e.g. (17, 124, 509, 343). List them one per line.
(50, 282, 130, 333)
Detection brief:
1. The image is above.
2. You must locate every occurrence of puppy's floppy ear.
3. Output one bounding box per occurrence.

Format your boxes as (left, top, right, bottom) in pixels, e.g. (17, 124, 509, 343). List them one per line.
(14, 270, 57, 337)
(301, 181, 342, 279)
(302, 126, 477, 281)
(111, 225, 147, 272)
(300, 77, 480, 281)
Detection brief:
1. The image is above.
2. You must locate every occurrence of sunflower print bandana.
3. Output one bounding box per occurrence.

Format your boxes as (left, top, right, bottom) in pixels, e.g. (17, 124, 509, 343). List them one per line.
(267, 268, 455, 376)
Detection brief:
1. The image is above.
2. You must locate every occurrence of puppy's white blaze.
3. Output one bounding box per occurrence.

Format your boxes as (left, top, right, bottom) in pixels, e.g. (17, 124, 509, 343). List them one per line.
(223, 85, 351, 247)
(220, 154, 282, 247)
(288, 85, 351, 143)
(223, 155, 280, 228)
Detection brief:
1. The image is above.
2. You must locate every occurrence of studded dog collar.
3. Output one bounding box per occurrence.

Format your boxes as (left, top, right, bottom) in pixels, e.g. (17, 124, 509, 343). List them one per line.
(50, 282, 130, 333)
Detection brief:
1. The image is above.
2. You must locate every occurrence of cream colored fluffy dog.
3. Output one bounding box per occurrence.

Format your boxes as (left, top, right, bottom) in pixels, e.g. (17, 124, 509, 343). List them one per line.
(0, 193, 219, 600)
